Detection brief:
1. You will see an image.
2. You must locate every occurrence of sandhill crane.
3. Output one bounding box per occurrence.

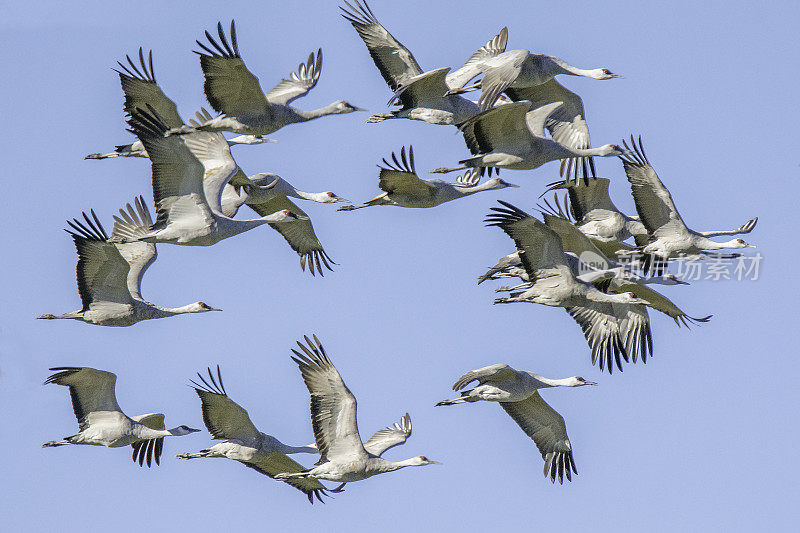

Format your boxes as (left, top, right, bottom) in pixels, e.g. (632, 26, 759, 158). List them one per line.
(436, 364, 595, 484)
(175, 366, 329, 503)
(338, 146, 517, 211)
(113, 107, 299, 247)
(42, 367, 199, 466)
(36, 199, 221, 327)
(619, 136, 756, 274)
(486, 201, 710, 372)
(274, 336, 440, 487)
(340, 0, 505, 126)
(446, 43, 621, 110)
(192, 21, 363, 136)
(84, 49, 272, 160)
(431, 102, 623, 175)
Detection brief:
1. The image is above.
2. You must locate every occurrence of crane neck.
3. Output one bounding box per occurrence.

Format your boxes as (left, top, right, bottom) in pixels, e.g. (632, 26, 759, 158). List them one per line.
(295, 102, 345, 122)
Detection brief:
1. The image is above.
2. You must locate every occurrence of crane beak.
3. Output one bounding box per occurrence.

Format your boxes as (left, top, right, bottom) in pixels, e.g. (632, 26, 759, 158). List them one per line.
(585, 380, 598, 386)
(209, 307, 223, 312)
(352, 106, 367, 112)
(428, 460, 443, 465)
(187, 427, 201, 433)
(334, 197, 351, 203)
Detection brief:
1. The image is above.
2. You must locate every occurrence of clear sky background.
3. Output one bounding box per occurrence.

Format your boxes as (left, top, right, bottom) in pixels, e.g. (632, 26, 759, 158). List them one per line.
(1, 1, 797, 530)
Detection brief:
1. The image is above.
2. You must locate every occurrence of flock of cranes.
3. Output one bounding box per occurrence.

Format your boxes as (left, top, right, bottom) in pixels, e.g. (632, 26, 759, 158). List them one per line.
(39, 0, 759, 501)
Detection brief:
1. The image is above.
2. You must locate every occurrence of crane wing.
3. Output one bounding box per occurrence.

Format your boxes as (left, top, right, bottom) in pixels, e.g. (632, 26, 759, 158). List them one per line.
(129, 107, 236, 233)
(114, 48, 183, 128)
(195, 21, 271, 117)
(460, 101, 533, 155)
(565, 303, 628, 374)
(128, 412, 167, 468)
(541, 210, 613, 269)
(290, 335, 367, 461)
(248, 195, 335, 276)
(266, 49, 322, 105)
(451, 364, 517, 391)
(446, 27, 508, 89)
(363, 413, 412, 456)
(65, 210, 137, 311)
(391, 67, 450, 108)
(189, 366, 261, 443)
(611, 301, 653, 365)
(485, 201, 575, 282)
(477, 49, 529, 109)
(109, 197, 157, 301)
(340, 0, 423, 92)
(377, 146, 435, 197)
(44, 367, 121, 431)
(507, 79, 593, 182)
(611, 283, 712, 328)
(243, 453, 328, 503)
(500, 391, 577, 484)
(548, 178, 619, 223)
(619, 136, 690, 239)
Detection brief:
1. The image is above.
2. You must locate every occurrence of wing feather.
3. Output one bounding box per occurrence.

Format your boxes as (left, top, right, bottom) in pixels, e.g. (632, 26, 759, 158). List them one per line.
(500, 392, 577, 484)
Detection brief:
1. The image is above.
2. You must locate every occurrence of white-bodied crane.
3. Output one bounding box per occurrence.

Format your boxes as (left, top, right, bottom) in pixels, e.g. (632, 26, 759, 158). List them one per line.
(274, 336, 440, 487)
(43, 367, 199, 466)
(436, 364, 596, 484)
(446, 44, 622, 110)
(340, 0, 505, 126)
(113, 106, 299, 247)
(175, 366, 329, 503)
(619, 136, 756, 274)
(37, 198, 221, 327)
(338, 146, 517, 211)
(193, 21, 363, 135)
(432, 102, 623, 174)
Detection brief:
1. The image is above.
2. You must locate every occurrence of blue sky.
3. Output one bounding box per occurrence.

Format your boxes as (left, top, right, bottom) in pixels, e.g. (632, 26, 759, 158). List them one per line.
(1, 1, 797, 530)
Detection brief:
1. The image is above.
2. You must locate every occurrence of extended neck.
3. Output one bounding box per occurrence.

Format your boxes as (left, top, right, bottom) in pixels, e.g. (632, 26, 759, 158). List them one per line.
(289, 189, 327, 202)
(380, 457, 422, 472)
(527, 372, 572, 388)
(697, 237, 745, 250)
(549, 57, 604, 78)
(295, 102, 344, 122)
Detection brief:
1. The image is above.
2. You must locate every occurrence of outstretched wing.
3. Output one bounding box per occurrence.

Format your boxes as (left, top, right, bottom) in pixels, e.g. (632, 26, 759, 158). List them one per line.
(565, 302, 628, 374)
(65, 211, 135, 310)
(114, 48, 184, 128)
(612, 283, 711, 328)
(340, 0, 423, 92)
(266, 49, 322, 105)
(244, 454, 328, 504)
(363, 413, 412, 456)
(290, 335, 366, 461)
(377, 146, 435, 197)
(44, 367, 121, 431)
(484, 201, 574, 282)
(446, 27, 508, 89)
(247, 195, 335, 276)
(500, 392, 577, 484)
(109, 197, 157, 301)
(128, 106, 235, 231)
(619, 136, 689, 239)
(195, 21, 271, 117)
(507, 79, 593, 182)
(451, 364, 517, 390)
(189, 366, 261, 443)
